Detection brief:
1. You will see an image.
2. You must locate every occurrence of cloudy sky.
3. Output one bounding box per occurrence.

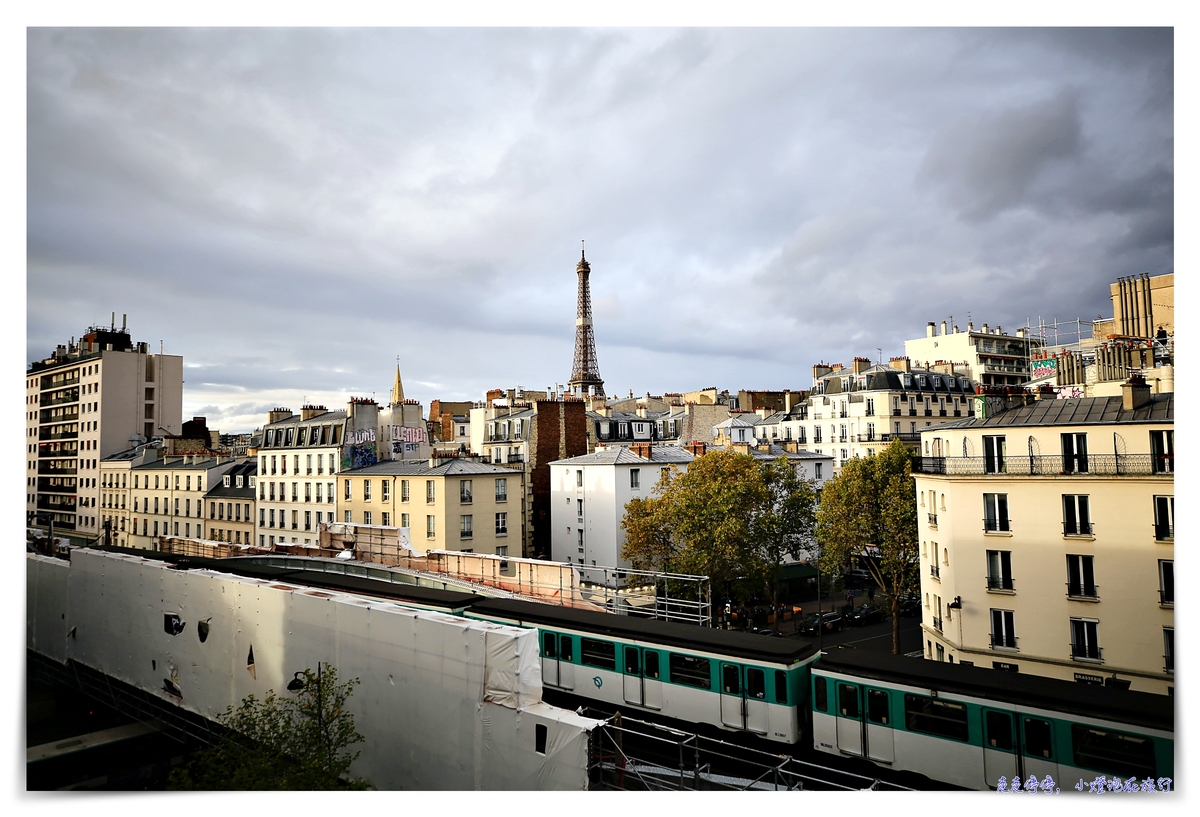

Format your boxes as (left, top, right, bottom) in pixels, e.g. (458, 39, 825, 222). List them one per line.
(26, 27, 1173, 433)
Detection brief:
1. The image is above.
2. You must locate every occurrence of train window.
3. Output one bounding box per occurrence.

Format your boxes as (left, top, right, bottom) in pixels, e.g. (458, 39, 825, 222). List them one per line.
(625, 647, 640, 675)
(838, 684, 859, 718)
(1023, 718, 1053, 758)
(747, 668, 765, 700)
(722, 664, 741, 695)
(904, 694, 968, 741)
(985, 711, 1014, 750)
(581, 638, 616, 671)
(560, 636, 573, 662)
(1071, 725, 1156, 779)
(867, 689, 889, 724)
(644, 651, 660, 679)
(669, 653, 711, 689)
(542, 632, 556, 659)
(774, 670, 788, 704)
(814, 677, 827, 711)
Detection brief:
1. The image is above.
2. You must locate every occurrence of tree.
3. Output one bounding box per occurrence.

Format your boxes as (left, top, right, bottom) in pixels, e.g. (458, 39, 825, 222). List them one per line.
(816, 439, 919, 654)
(169, 663, 370, 790)
(621, 449, 818, 609)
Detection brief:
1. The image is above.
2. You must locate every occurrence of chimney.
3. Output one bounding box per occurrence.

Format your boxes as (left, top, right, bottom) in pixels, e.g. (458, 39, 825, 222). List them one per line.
(941, 320, 948, 336)
(783, 440, 799, 453)
(684, 440, 707, 457)
(1121, 375, 1152, 411)
(982, 324, 989, 334)
(301, 404, 327, 421)
(732, 442, 752, 456)
(926, 321, 936, 338)
(889, 356, 911, 372)
(784, 391, 793, 413)
(997, 325, 1003, 335)
(268, 407, 294, 424)
(852, 357, 870, 374)
(630, 442, 653, 459)
(967, 321, 974, 332)
(812, 363, 833, 380)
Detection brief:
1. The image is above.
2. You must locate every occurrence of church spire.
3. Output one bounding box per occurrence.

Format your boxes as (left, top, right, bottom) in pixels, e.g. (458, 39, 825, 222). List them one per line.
(391, 359, 405, 405)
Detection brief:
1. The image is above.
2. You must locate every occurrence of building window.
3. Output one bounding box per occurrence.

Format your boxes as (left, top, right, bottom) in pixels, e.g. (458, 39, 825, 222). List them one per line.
(495, 478, 507, 502)
(990, 609, 1017, 649)
(291, 482, 298, 502)
(814, 463, 822, 480)
(401, 513, 409, 529)
(1070, 619, 1101, 661)
(401, 480, 410, 502)
(382, 481, 390, 503)
(1164, 628, 1174, 673)
(316, 482, 323, 503)
(1159, 560, 1173, 606)
(305, 510, 312, 531)
(291, 510, 298, 529)
(577, 498, 584, 520)
(986, 550, 1013, 591)
(460, 514, 472, 539)
(575, 469, 583, 488)
(345, 510, 352, 523)
(305, 482, 312, 502)
(460, 480, 472, 504)
(260, 508, 265, 526)
(577, 529, 584, 550)
(363, 511, 372, 526)
(426, 515, 436, 539)
(364, 480, 372, 501)
(426, 480, 436, 503)
(497, 545, 508, 569)
(495, 512, 507, 536)
(1061, 433, 1088, 474)
(1150, 430, 1173, 474)
(344, 480, 352, 501)
(1154, 495, 1174, 541)
(983, 493, 1010, 532)
(1066, 554, 1097, 598)
(1062, 495, 1092, 536)
(983, 435, 1006, 474)
(630, 469, 640, 489)
(814, 426, 822, 443)
(327, 482, 334, 502)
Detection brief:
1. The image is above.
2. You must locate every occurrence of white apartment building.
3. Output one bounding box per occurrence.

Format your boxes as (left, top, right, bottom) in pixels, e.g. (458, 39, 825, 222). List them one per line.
(255, 405, 348, 547)
(99, 442, 161, 548)
(26, 319, 183, 541)
(905, 319, 1045, 388)
(913, 382, 1173, 694)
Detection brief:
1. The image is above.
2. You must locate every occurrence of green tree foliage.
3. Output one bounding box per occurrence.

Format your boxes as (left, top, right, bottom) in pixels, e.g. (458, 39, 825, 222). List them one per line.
(816, 439, 919, 653)
(169, 663, 369, 790)
(621, 449, 818, 606)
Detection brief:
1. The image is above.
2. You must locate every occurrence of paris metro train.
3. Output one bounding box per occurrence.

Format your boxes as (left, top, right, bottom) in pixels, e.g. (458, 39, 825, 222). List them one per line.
(99, 549, 1175, 791)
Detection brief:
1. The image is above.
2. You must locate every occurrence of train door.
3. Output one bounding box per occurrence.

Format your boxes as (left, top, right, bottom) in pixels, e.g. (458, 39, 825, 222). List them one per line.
(1018, 715, 1058, 781)
(835, 682, 864, 756)
(864, 688, 894, 763)
(541, 631, 575, 691)
(642, 650, 663, 710)
(623, 646, 644, 706)
(982, 709, 1019, 788)
(743, 668, 769, 735)
(720, 663, 745, 729)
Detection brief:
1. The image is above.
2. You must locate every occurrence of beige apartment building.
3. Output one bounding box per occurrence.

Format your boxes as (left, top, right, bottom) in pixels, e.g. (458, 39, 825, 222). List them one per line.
(905, 319, 1045, 388)
(338, 457, 523, 559)
(26, 319, 183, 541)
(126, 455, 244, 549)
(913, 381, 1173, 694)
(202, 459, 258, 545)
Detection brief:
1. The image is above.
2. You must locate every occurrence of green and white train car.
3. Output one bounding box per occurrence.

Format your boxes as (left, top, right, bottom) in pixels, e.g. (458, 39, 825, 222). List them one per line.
(467, 598, 820, 744)
(812, 650, 1174, 791)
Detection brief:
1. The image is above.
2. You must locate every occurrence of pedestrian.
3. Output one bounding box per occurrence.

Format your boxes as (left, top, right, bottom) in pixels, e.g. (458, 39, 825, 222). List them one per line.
(868, 585, 875, 603)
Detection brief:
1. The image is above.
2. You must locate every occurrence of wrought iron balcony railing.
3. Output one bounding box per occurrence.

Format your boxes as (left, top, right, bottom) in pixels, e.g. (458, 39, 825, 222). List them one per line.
(916, 454, 1166, 477)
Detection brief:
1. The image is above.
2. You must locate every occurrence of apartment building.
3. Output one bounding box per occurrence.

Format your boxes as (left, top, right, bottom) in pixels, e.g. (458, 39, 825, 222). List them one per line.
(126, 455, 243, 549)
(255, 404, 347, 547)
(905, 319, 1045, 388)
(338, 457, 522, 559)
(912, 380, 1173, 695)
(202, 459, 258, 545)
(26, 318, 183, 541)
(98, 442, 161, 548)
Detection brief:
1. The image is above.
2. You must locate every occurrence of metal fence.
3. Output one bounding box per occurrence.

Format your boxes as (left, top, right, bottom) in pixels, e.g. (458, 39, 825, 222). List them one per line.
(916, 454, 1168, 477)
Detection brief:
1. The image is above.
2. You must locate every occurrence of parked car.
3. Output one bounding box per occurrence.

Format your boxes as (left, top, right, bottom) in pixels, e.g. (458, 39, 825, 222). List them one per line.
(846, 603, 887, 627)
(843, 569, 871, 588)
(798, 612, 844, 636)
(898, 594, 921, 618)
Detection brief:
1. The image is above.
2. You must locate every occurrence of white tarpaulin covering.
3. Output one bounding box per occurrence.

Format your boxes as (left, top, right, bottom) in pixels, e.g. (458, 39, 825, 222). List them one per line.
(26, 549, 598, 790)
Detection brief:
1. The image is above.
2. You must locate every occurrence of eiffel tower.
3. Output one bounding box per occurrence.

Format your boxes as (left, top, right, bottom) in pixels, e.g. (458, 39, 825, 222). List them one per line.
(568, 242, 605, 398)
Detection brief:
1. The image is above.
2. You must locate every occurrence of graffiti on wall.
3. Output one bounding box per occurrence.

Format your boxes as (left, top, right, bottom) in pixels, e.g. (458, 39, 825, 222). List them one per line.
(391, 425, 426, 444)
(345, 428, 376, 446)
(342, 443, 378, 470)
(1031, 358, 1058, 380)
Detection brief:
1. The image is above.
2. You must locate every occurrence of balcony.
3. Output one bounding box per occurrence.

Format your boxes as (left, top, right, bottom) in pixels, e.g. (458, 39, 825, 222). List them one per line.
(983, 517, 1012, 534)
(939, 409, 947, 416)
(927, 512, 937, 527)
(1066, 583, 1100, 600)
(932, 617, 943, 632)
(1071, 644, 1102, 662)
(508, 454, 524, 464)
(1159, 590, 1173, 607)
(929, 563, 940, 579)
(41, 390, 79, 408)
(990, 634, 1018, 650)
(924, 409, 933, 416)
(1063, 521, 1094, 537)
(986, 576, 1014, 592)
(915, 454, 1166, 477)
(1154, 524, 1173, 541)
(908, 408, 917, 416)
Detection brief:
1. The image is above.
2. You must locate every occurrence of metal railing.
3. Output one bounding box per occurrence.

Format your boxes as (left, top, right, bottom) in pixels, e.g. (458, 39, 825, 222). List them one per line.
(1066, 583, 1099, 599)
(990, 634, 1018, 650)
(986, 576, 1014, 591)
(929, 564, 940, 579)
(1071, 644, 1102, 661)
(983, 518, 1012, 533)
(1159, 590, 1173, 606)
(1154, 524, 1173, 541)
(927, 513, 938, 526)
(916, 454, 1166, 477)
(1063, 521, 1094, 537)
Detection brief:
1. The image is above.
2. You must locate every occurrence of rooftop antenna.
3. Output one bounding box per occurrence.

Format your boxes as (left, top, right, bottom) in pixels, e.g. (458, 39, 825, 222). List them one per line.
(876, 347, 882, 365)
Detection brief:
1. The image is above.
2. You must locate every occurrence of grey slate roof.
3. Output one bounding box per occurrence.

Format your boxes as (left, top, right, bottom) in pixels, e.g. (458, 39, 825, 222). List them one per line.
(550, 446, 696, 466)
(933, 394, 1172, 429)
(340, 458, 515, 477)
